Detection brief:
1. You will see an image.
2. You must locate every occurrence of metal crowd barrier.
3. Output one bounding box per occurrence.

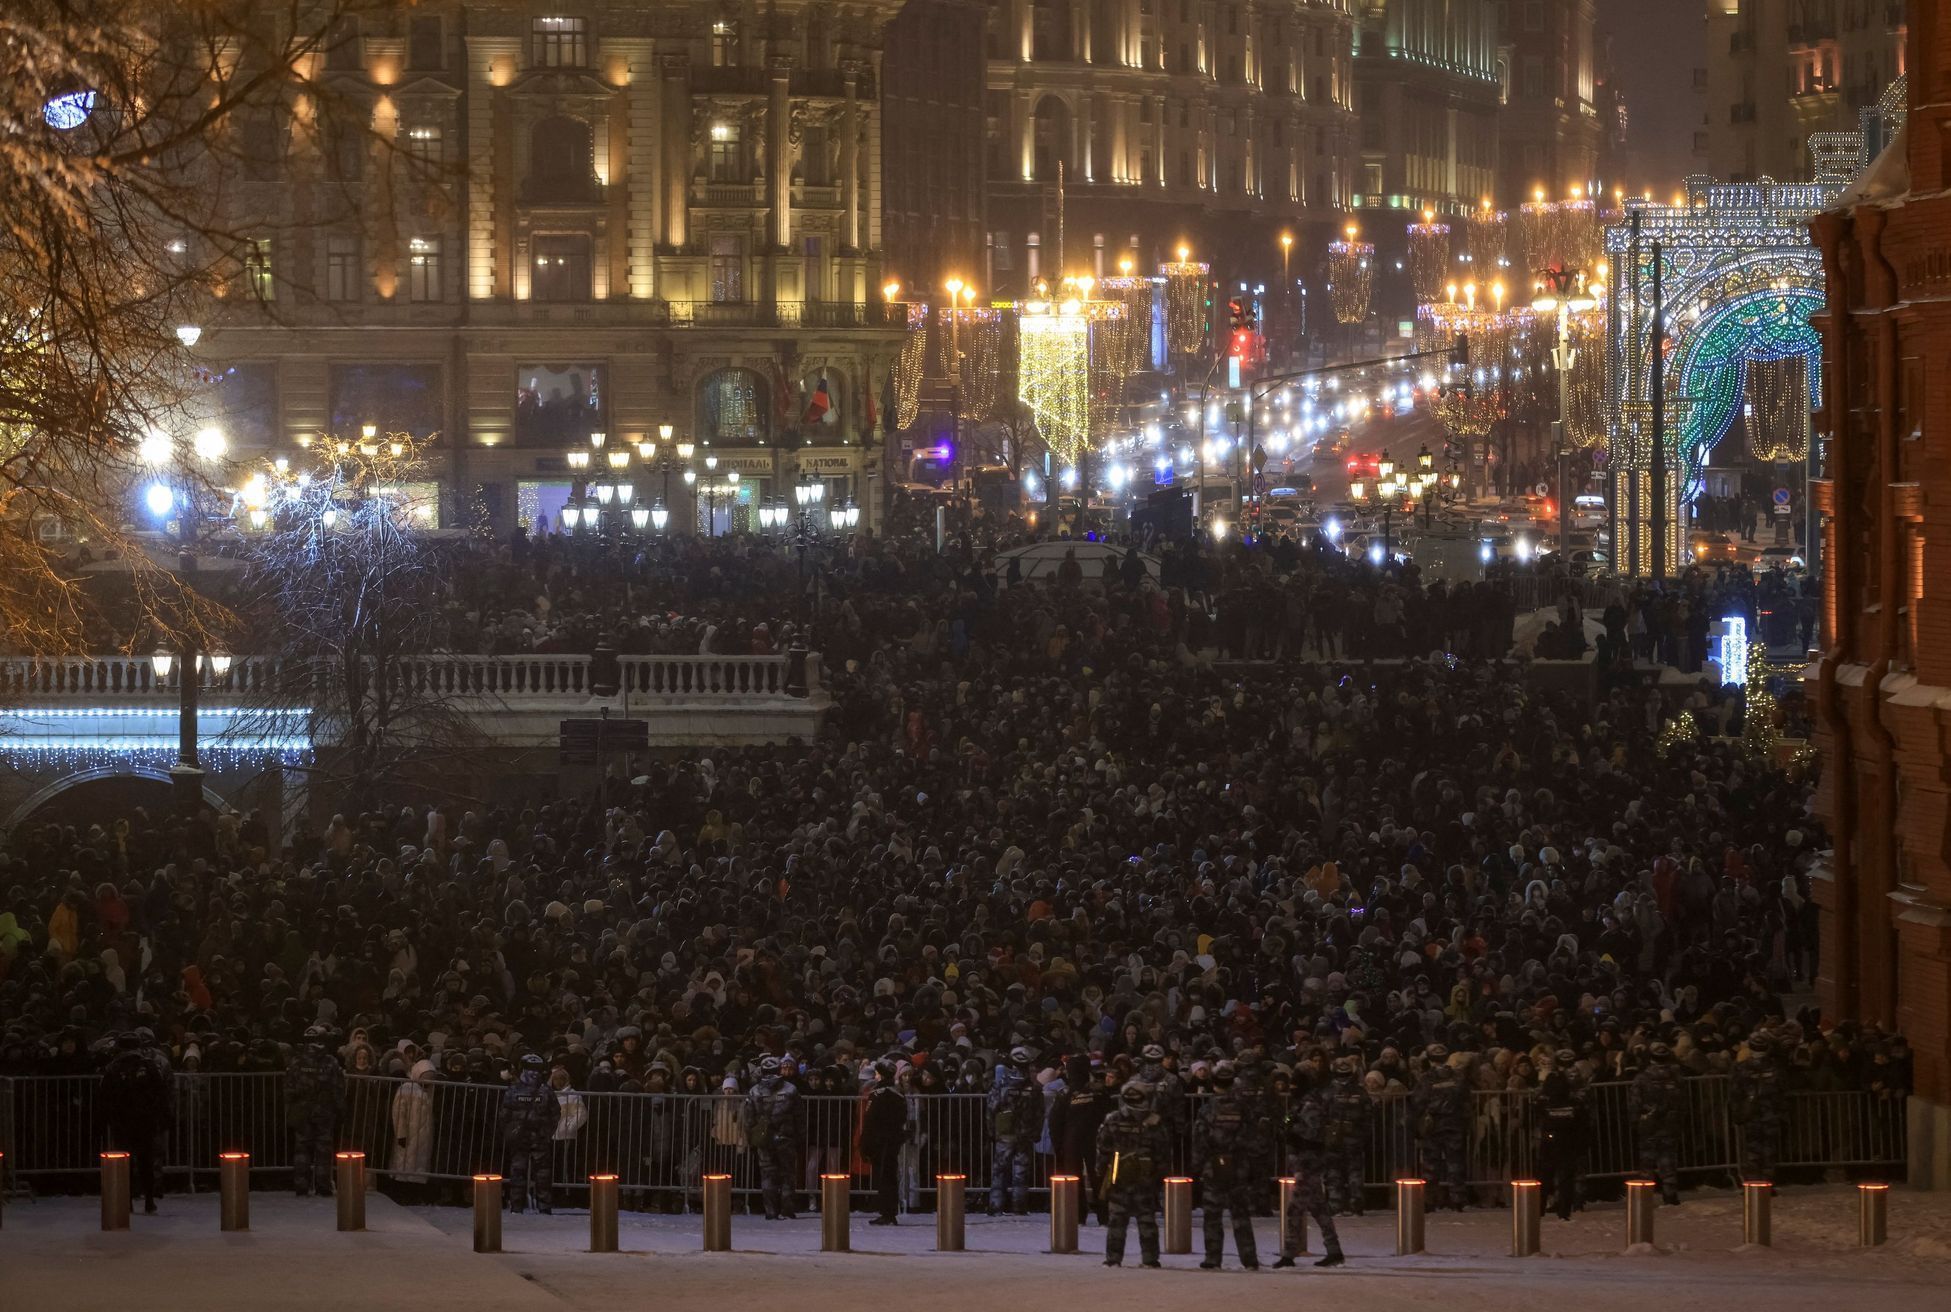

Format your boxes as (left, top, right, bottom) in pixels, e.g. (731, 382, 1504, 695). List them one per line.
(0, 1072, 1910, 1205)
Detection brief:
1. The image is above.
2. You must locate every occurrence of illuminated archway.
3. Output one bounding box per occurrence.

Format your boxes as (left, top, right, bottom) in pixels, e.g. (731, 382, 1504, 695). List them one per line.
(1666, 277, 1823, 492)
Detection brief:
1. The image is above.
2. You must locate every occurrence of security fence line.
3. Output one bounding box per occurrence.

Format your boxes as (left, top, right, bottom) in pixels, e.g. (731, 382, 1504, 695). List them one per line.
(0, 1073, 1906, 1205)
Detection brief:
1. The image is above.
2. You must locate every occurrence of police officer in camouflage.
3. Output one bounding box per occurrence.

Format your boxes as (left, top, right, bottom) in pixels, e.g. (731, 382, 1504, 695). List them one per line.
(742, 1055, 804, 1219)
(1324, 1053, 1370, 1215)
(1273, 1068, 1346, 1267)
(1136, 1043, 1185, 1139)
(1097, 1081, 1168, 1268)
(284, 1025, 346, 1197)
(1194, 1059, 1263, 1269)
(501, 1052, 561, 1212)
(986, 1046, 1041, 1214)
(1734, 1034, 1788, 1184)
(1412, 1045, 1468, 1210)
(1630, 1042, 1684, 1204)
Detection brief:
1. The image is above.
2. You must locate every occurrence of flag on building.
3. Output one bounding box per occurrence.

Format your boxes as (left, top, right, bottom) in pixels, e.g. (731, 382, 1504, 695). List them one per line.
(802, 374, 833, 424)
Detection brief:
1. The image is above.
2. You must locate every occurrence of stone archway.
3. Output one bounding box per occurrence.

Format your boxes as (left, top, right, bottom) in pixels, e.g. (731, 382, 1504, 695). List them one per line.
(3, 765, 229, 831)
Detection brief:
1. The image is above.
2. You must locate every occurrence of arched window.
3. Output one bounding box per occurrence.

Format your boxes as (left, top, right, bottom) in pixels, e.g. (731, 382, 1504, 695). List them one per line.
(527, 115, 595, 203)
(699, 367, 771, 444)
(1033, 96, 1072, 182)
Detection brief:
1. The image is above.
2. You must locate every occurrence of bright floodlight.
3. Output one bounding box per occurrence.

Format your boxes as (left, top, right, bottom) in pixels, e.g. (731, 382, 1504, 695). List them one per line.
(192, 427, 226, 461)
(137, 429, 171, 466)
(143, 482, 174, 517)
(174, 324, 202, 348)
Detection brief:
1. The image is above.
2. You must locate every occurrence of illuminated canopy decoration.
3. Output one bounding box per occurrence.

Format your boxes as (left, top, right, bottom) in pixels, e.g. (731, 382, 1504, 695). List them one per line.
(1017, 298, 1092, 463)
(1326, 227, 1374, 325)
(1743, 355, 1813, 462)
(1519, 196, 1602, 275)
(1467, 201, 1508, 269)
(1406, 214, 1452, 304)
(1159, 258, 1209, 355)
(930, 303, 1006, 421)
(891, 301, 929, 430)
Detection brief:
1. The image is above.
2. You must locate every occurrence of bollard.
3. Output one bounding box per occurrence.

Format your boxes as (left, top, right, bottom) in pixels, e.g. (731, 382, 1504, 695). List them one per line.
(590, 1174, 619, 1253)
(821, 1175, 851, 1252)
(1049, 1175, 1080, 1254)
(1278, 1178, 1308, 1255)
(702, 1174, 732, 1252)
(935, 1174, 966, 1251)
(100, 1152, 131, 1231)
(335, 1153, 367, 1231)
(1625, 1179, 1657, 1248)
(1742, 1181, 1772, 1247)
(1163, 1177, 1194, 1255)
(1510, 1180, 1541, 1257)
(1395, 1178, 1426, 1255)
(219, 1153, 250, 1231)
(1858, 1183, 1888, 1247)
(472, 1175, 503, 1253)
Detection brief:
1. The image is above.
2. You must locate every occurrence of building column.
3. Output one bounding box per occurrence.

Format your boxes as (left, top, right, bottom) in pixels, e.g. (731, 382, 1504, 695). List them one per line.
(613, 39, 659, 293)
(1077, 94, 1094, 182)
(1017, 88, 1036, 181)
(768, 57, 793, 250)
(661, 53, 691, 251)
(1110, 94, 1130, 182)
(841, 60, 862, 252)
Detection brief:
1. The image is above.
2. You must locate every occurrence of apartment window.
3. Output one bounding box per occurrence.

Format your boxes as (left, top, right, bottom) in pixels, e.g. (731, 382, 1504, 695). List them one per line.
(709, 234, 745, 303)
(408, 237, 443, 302)
(244, 238, 274, 301)
(532, 233, 592, 301)
(532, 16, 588, 68)
(405, 125, 443, 170)
(325, 16, 362, 71)
(992, 232, 1012, 271)
(325, 235, 362, 303)
(712, 20, 740, 67)
(1522, 56, 1545, 99)
(708, 120, 743, 181)
(408, 16, 444, 71)
(1524, 1, 1545, 31)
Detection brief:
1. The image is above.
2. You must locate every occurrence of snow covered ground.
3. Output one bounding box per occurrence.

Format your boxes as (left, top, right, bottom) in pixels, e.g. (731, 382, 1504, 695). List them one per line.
(5, 1184, 1947, 1311)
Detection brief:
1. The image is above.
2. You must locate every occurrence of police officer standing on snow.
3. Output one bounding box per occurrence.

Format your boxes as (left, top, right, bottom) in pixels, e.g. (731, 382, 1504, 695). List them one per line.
(1735, 1033, 1788, 1184)
(501, 1052, 561, 1213)
(1536, 1060, 1587, 1220)
(987, 1046, 1041, 1214)
(102, 1029, 172, 1213)
(1631, 1041, 1684, 1204)
(1194, 1059, 1263, 1270)
(1324, 1053, 1370, 1214)
(1413, 1044, 1468, 1210)
(862, 1059, 908, 1225)
(284, 1025, 345, 1198)
(1274, 1066, 1347, 1267)
(743, 1055, 803, 1219)
(1097, 1081, 1167, 1268)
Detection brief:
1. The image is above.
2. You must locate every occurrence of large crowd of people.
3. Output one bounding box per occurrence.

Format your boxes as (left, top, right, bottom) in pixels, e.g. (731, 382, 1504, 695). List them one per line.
(0, 515, 1904, 1226)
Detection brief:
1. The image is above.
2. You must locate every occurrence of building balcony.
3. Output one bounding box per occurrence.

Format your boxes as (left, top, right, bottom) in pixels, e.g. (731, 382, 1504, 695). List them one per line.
(519, 175, 608, 207)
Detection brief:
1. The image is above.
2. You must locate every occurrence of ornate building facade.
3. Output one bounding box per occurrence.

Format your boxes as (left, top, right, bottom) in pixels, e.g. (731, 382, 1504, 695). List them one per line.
(1494, 0, 1601, 206)
(978, 0, 1359, 298)
(1808, 9, 1951, 1187)
(1351, 0, 1502, 218)
(882, 0, 990, 293)
(197, 1, 910, 535)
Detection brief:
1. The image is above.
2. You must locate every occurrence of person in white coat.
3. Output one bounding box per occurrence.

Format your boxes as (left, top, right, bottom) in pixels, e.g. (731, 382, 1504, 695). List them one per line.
(390, 1059, 437, 1200)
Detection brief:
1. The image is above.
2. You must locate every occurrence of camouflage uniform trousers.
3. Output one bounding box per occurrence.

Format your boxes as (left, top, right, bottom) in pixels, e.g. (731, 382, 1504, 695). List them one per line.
(1637, 1123, 1680, 1198)
(1281, 1155, 1342, 1258)
(990, 1138, 1032, 1213)
(505, 1130, 554, 1211)
(290, 1106, 337, 1196)
(1105, 1180, 1161, 1265)
(1421, 1133, 1468, 1208)
(759, 1136, 799, 1217)
(1199, 1170, 1260, 1266)
(1740, 1112, 1782, 1184)
(1326, 1140, 1366, 1214)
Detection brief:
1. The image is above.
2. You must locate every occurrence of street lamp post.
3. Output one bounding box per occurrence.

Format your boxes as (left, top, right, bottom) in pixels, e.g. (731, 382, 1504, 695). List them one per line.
(1531, 265, 1600, 556)
(140, 424, 229, 815)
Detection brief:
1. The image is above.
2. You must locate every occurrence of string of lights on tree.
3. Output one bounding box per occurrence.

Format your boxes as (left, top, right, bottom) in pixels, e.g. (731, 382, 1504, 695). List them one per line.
(1159, 254, 1209, 355)
(1017, 292, 1092, 465)
(1405, 212, 1452, 305)
(1326, 225, 1374, 325)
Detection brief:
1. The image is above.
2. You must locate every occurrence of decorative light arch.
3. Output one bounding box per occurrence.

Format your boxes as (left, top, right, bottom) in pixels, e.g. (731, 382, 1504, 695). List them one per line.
(1667, 282, 1823, 490)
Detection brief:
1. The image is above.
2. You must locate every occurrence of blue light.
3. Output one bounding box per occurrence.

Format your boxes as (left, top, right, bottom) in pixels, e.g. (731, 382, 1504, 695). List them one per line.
(1711, 615, 1749, 687)
(43, 91, 96, 131)
(144, 482, 174, 517)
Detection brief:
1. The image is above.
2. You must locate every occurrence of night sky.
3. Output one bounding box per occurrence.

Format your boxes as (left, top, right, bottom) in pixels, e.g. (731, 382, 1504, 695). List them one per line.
(1598, 0, 1703, 196)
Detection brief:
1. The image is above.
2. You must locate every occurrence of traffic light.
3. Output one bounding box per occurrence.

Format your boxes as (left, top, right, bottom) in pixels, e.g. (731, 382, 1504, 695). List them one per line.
(1228, 297, 1254, 331)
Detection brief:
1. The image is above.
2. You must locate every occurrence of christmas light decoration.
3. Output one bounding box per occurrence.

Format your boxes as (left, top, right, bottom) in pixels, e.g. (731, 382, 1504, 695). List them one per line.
(932, 304, 1006, 421)
(1326, 226, 1373, 325)
(1094, 276, 1155, 377)
(1739, 640, 1782, 765)
(1406, 213, 1452, 304)
(892, 301, 929, 431)
(1017, 298, 1092, 464)
(1085, 297, 1136, 438)
(1468, 201, 1507, 268)
(1743, 356, 1812, 462)
(1160, 257, 1209, 355)
(1518, 197, 1602, 275)
(1654, 710, 1699, 760)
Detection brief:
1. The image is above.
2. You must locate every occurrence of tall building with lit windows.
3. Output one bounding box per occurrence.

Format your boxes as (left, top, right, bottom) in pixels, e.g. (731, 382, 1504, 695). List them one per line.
(1495, 0, 1601, 206)
(1350, 0, 1503, 219)
(195, 1, 911, 536)
(978, 0, 1359, 299)
(1703, 0, 1907, 184)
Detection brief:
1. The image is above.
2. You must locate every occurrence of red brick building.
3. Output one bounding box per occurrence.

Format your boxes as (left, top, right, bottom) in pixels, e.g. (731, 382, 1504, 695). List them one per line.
(1808, 2, 1951, 1189)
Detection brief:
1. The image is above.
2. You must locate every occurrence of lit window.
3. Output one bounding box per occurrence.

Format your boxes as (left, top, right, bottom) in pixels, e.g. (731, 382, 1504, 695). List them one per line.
(408, 237, 443, 303)
(532, 16, 588, 68)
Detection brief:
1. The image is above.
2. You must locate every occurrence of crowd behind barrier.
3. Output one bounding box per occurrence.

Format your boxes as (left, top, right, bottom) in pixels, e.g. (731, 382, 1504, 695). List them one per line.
(0, 1071, 1905, 1208)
